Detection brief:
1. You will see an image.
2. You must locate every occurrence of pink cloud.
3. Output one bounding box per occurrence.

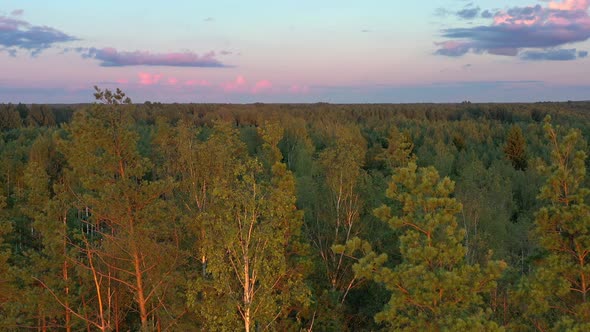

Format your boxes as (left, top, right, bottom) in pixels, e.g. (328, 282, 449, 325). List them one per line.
(168, 77, 178, 85)
(493, 0, 590, 26)
(251, 80, 272, 94)
(222, 75, 247, 92)
(138, 72, 162, 86)
(549, 0, 589, 11)
(437, 0, 590, 60)
(116, 78, 129, 84)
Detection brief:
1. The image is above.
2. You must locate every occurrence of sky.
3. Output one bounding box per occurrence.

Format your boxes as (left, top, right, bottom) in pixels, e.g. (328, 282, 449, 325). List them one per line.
(1, 0, 590, 103)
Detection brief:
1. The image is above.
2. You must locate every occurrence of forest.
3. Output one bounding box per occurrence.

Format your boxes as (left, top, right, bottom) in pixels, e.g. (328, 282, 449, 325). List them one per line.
(0, 88, 589, 331)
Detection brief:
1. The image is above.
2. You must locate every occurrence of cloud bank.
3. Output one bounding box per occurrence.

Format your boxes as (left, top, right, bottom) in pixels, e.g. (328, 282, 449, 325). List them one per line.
(521, 48, 588, 60)
(114, 73, 304, 98)
(0, 15, 77, 56)
(436, 0, 590, 61)
(78, 47, 227, 67)
(0, 14, 229, 69)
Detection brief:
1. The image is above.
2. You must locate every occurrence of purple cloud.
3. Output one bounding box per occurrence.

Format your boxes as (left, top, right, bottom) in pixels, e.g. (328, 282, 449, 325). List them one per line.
(435, 41, 473, 56)
(457, 7, 480, 20)
(435, 0, 590, 61)
(78, 47, 227, 67)
(10, 9, 24, 16)
(0, 15, 77, 56)
(520, 48, 587, 60)
(481, 10, 494, 19)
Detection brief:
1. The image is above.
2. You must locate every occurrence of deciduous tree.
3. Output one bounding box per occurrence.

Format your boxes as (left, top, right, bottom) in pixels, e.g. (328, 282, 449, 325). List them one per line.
(189, 123, 309, 332)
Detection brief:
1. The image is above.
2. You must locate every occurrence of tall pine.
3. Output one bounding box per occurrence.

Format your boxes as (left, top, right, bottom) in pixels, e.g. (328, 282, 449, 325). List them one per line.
(518, 118, 590, 330)
(351, 162, 505, 330)
(60, 87, 182, 331)
(504, 125, 528, 171)
(0, 187, 15, 329)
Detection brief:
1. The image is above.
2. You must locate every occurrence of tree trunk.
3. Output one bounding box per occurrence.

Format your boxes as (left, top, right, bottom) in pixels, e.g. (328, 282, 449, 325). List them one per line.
(133, 247, 149, 330)
(244, 308, 251, 332)
(63, 212, 71, 332)
(243, 256, 251, 332)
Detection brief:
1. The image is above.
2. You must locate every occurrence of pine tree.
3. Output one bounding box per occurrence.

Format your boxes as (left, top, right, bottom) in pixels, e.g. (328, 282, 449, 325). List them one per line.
(0, 188, 15, 329)
(18, 157, 63, 330)
(377, 126, 416, 171)
(504, 125, 527, 171)
(59, 87, 182, 331)
(517, 118, 590, 330)
(0, 104, 22, 130)
(0, 131, 70, 330)
(350, 162, 505, 330)
(26, 104, 56, 127)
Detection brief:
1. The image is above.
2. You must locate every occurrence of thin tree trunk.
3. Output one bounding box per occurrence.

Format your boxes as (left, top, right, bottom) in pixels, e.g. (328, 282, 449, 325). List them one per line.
(244, 256, 251, 332)
(133, 247, 149, 330)
(63, 212, 71, 332)
(81, 294, 91, 332)
(114, 287, 120, 332)
(41, 309, 46, 332)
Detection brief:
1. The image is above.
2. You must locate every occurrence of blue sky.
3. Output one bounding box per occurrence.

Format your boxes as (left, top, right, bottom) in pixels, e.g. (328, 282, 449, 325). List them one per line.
(1, 0, 589, 103)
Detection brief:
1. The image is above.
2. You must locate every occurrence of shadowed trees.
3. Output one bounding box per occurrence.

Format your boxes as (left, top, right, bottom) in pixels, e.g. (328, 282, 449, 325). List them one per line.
(504, 125, 528, 171)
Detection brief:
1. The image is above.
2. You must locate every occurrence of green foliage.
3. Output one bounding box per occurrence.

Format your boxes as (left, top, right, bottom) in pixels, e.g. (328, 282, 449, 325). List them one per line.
(377, 126, 416, 171)
(455, 159, 514, 264)
(92, 85, 132, 105)
(5, 93, 590, 329)
(354, 163, 506, 331)
(504, 125, 528, 171)
(517, 118, 590, 330)
(0, 188, 16, 328)
(188, 123, 310, 331)
(0, 104, 22, 131)
(277, 115, 314, 176)
(26, 104, 56, 127)
(57, 88, 184, 331)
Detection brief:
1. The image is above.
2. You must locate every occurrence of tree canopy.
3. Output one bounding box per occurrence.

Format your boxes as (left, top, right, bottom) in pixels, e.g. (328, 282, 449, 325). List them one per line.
(1, 90, 590, 330)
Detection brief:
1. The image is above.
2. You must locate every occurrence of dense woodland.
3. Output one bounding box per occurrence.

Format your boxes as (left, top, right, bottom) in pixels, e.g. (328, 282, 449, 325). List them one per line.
(1, 88, 590, 331)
